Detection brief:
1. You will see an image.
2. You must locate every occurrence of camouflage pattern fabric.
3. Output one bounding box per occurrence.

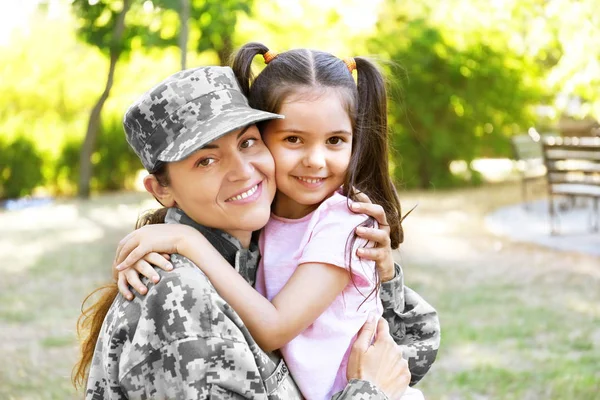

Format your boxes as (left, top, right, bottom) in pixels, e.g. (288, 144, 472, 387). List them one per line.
(123, 66, 283, 172)
(380, 264, 440, 386)
(86, 208, 391, 399)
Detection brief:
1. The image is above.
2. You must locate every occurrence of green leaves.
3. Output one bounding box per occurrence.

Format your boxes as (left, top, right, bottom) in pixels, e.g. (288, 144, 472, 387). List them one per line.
(372, 12, 541, 188)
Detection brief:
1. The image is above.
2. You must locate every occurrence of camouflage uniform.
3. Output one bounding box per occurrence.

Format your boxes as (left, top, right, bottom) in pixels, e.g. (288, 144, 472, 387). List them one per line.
(86, 208, 439, 399)
(86, 66, 440, 398)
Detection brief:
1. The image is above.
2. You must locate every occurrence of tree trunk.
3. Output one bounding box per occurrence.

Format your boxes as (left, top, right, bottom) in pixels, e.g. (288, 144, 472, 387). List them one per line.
(77, 0, 132, 198)
(216, 35, 232, 66)
(179, 0, 190, 70)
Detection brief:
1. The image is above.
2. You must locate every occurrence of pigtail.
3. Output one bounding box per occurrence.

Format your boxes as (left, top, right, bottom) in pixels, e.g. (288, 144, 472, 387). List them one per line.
(231, 42, 270, 97)
(349, 57, 403, 248)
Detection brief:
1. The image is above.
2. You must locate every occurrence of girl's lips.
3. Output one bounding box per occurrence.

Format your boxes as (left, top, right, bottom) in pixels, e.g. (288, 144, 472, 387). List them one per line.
(225, 181, 263, 204)
(293, 176, 326, 188)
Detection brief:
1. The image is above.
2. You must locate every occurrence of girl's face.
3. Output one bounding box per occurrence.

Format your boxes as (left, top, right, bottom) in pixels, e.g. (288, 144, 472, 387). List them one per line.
(262, 89, 353, 219)
(154, 124, 276, 244)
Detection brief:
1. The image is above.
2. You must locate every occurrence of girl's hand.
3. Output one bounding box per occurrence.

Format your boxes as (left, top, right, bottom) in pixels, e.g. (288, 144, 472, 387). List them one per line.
(351, 193, 395, 282)
(112, 224, 199, 300)
(347, 314, 410, 399)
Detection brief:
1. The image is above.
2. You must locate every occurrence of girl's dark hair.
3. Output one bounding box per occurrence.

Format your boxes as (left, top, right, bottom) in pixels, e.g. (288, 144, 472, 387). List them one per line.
(72, 165, 170, 389)
(232, 42, 403, 249)
(232, 43, 403, 305)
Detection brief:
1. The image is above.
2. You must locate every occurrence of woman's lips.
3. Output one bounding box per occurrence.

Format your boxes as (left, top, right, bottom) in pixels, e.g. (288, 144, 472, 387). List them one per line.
(225, 181, 262, 204)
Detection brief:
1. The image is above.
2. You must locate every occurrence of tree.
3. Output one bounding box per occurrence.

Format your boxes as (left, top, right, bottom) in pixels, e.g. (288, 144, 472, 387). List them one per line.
(179, 0, 190, 69)
(73, 0, 254, 197)
(72, 0, 134, 198)
(371, 12, 541, 188)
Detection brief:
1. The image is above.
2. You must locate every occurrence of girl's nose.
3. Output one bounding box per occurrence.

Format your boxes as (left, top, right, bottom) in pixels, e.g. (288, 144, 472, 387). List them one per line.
(302, 148, 326, 169)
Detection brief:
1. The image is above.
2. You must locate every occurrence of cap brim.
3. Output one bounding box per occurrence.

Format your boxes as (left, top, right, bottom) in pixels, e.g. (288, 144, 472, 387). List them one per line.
(157, 107, 283, 164)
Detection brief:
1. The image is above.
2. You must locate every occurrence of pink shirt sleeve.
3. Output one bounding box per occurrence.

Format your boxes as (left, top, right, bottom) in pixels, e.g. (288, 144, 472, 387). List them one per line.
(297, 198, 377, 286)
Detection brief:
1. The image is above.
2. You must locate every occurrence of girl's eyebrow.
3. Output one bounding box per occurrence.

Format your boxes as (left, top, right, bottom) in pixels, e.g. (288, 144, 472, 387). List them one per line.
(274, 128, 352, 136)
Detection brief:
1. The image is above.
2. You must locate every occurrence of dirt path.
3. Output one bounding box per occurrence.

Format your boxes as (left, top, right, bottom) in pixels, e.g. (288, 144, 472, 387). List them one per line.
(0, 184, 598, 399)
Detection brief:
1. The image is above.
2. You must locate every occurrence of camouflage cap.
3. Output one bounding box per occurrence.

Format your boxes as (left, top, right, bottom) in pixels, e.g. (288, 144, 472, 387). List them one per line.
(123, 66, 283, 171)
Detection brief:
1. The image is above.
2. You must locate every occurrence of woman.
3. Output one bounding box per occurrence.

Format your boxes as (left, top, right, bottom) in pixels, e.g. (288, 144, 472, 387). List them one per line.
(75, 66, 430, 399)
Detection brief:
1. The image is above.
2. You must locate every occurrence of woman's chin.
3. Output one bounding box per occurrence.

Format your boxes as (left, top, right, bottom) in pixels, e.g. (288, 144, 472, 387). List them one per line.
(241, 210, 271, 232)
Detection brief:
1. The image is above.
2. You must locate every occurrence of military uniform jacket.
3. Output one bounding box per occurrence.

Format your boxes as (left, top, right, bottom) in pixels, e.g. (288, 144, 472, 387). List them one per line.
(86, 208, 440, 399)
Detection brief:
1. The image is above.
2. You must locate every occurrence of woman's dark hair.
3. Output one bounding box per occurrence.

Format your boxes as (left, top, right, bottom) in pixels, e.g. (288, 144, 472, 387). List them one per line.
(232, 42, 403, 249)
(72, 165, 170, 389)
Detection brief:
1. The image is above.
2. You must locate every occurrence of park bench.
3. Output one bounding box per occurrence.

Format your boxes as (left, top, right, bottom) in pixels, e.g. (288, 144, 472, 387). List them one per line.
(511, 133, 547, 207)
(541, 136, 600, 234)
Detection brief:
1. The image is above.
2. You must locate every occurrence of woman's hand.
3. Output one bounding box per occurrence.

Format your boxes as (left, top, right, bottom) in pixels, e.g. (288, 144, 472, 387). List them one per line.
(351, 193, 395, 282)
(112, 224, 199, 300)
(347, 314, 410, 400)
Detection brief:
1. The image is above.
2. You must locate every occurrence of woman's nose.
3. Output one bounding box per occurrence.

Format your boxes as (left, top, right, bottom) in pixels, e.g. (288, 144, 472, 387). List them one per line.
(228, 153, 254, 181)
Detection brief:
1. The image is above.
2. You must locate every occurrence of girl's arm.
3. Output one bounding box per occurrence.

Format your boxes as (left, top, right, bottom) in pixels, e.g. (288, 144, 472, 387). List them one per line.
(114, 199, 395, 299)
(177, 232, 349, 352)
(114, 223, 350, 352)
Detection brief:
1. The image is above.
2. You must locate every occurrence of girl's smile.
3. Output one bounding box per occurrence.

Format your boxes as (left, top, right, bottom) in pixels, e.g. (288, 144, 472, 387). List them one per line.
(262, 89, 353, 219)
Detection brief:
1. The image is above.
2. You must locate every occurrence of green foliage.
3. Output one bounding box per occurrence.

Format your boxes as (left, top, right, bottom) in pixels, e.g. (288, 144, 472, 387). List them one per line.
(157, 0, 254, 63)
(0, 136, 44, 199)
(54, 117, 141, 193)
(93, 117, 141, 191)
(372, 15, 541, 188)
(71, 0, 174, 55)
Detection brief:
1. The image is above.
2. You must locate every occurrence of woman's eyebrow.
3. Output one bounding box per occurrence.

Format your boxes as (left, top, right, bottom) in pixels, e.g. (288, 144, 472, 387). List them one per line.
(200, 125, 252, 149)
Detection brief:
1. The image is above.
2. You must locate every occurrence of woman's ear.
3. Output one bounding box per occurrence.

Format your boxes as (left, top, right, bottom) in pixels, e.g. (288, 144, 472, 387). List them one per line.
(143, 174, 176, 207)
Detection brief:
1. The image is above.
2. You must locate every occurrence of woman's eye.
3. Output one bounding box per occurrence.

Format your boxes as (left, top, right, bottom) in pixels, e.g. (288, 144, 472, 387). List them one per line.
(196, 158, 215, 167)
(327, 136, 343, 145)
(240, 138, 257, 149)
(285, 136, 300, 144)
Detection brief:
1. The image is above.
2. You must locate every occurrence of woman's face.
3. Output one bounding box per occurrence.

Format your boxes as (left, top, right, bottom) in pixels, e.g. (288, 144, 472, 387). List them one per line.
(159, 124, 276, 242)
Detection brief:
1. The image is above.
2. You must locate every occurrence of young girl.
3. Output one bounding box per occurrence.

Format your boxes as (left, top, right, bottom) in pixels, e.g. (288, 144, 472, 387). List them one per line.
(116, 44, 428, 399)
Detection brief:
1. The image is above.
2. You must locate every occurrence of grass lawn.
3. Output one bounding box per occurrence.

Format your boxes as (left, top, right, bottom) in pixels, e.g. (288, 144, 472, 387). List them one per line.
(0, 184, 598, 399)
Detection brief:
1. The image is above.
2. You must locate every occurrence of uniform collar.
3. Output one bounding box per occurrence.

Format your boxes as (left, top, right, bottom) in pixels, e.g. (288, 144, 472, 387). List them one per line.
(164, 207, 259, 285)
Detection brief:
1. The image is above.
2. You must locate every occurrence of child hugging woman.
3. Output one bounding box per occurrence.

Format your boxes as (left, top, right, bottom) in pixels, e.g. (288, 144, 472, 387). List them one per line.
(115, 43, 431, 400)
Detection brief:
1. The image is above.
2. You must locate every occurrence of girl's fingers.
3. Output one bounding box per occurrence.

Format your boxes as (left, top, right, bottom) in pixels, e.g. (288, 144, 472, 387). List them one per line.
(134, 259, 161, 284)
(115, 235, 142, 267)
(353, 191, 372, 204)
(356, 247, 385, 262)
(160, 253, 171, 261)
(114, 231, 135, 264)
(117, 273, 134, 301)
(355, 226, 390, 247)
(351, 203, 389, 228)
(116, 243, 151, 271)
(143, 252, 173, 273)
(124, 268, 148, 296)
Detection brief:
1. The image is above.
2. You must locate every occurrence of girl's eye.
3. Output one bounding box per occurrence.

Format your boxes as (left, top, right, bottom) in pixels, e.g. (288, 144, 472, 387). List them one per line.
(327, 136, 344, 145)
(196, 158, 215, 167)
(285, 136, 300, 144)
(240, 138, 257, 149)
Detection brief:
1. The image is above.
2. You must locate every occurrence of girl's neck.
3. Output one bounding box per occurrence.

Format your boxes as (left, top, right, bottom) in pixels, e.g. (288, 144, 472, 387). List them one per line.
(272, 191, 330, 220)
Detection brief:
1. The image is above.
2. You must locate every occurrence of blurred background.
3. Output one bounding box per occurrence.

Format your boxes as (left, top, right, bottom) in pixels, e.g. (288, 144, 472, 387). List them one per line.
(0, 0, 599, 399)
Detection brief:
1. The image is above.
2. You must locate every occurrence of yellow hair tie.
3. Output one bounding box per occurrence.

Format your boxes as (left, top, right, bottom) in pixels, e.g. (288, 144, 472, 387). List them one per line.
(343, 57, 356, 73)
(263, 50, 278, 64)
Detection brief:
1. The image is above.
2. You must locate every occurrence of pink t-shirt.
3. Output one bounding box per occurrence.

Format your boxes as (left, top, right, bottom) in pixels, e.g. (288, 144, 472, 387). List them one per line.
(256, 192, 383, 400)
